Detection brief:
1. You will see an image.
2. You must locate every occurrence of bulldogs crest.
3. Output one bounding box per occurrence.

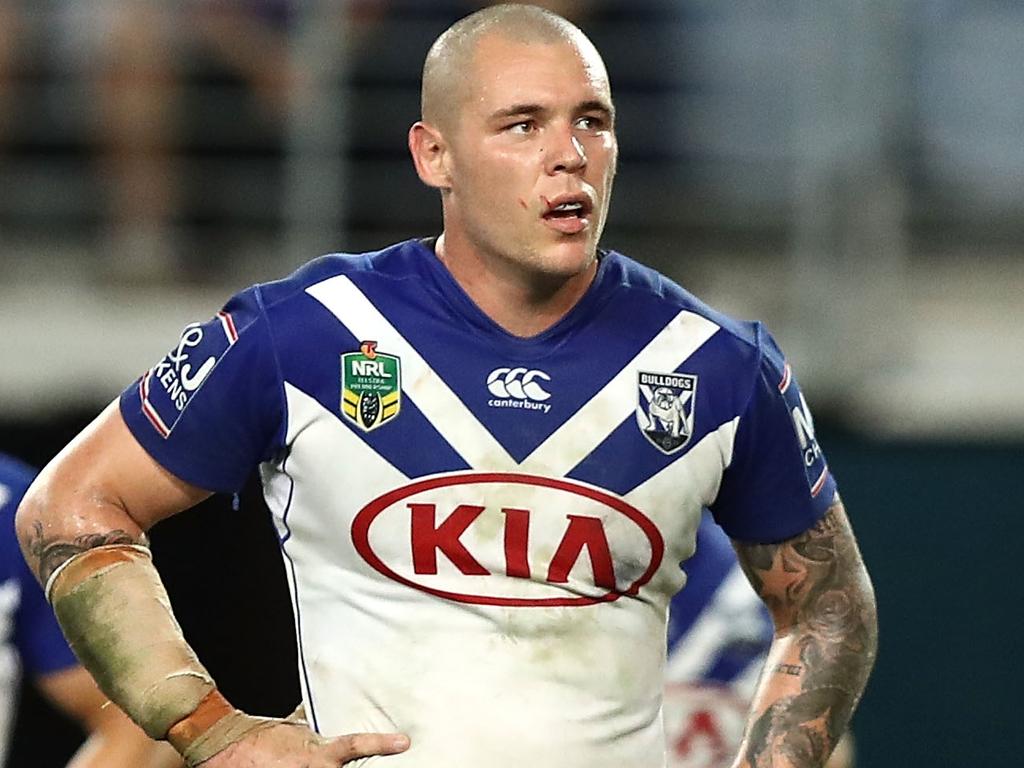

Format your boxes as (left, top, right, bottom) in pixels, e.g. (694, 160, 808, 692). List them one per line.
(636, 371, 697, 454)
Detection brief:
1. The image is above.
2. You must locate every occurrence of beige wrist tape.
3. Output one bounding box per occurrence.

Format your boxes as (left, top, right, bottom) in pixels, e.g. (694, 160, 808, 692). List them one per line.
(166, 690, 282, 766)
(48, 544, 217, 740)
(168, 691, 317, 766)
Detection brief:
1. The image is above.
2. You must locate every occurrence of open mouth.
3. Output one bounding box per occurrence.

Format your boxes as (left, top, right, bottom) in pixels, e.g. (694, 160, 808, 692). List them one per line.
(541, 195, 593, 234)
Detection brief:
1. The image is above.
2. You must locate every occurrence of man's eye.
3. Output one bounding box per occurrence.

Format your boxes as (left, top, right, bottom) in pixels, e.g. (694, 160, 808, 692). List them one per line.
(508, 121, 534, 134)
(575, 116, 604, 131)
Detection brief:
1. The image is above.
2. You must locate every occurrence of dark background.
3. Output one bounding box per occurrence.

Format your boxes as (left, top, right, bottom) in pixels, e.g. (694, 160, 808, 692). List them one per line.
(4, 411, 1021, 768)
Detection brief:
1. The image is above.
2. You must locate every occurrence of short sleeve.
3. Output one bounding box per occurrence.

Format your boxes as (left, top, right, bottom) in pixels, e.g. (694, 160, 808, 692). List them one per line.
(120, 286, 285, 494)
(710, 327, 837, 543)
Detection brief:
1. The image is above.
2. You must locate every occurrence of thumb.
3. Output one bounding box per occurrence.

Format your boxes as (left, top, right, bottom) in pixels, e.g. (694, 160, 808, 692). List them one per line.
(321, 732, 411, 763)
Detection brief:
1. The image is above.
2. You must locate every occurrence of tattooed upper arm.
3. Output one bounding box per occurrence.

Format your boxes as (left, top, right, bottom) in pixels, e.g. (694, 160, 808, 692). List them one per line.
(733, 499, 876, 640)
(730, 499, 878, 767)
(24, 521, 147, 587)
(14, 402, 210, 588)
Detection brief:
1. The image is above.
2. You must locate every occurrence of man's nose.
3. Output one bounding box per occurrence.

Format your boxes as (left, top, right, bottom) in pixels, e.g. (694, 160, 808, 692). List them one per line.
(545, 129, 587, 175)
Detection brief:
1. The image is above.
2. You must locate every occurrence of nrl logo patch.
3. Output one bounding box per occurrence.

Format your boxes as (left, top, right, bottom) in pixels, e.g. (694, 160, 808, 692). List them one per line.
(341, 341, 401, 432)
(636, 371, 697, 454)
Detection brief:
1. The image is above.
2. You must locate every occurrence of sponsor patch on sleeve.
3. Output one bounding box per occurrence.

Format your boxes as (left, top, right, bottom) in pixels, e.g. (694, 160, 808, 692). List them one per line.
(139, 312, 238, 438)
(778, 362, 830, 498)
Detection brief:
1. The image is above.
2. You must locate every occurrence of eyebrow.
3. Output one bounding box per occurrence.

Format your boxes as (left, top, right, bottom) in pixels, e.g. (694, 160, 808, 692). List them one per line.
(489, 103, 548, 121)
(488, 99, 615, 122)
(577, 100, 616, 120)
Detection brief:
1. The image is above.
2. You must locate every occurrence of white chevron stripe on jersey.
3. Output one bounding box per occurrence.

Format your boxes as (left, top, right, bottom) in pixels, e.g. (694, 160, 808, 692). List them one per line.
(619, 418, 739, 599)
(624, 417, 738, 518)
(265, 384, 412, 735)
(519, 310, 720, 477)
(306, 276, 517, 470)
(272, 383, 409, 522)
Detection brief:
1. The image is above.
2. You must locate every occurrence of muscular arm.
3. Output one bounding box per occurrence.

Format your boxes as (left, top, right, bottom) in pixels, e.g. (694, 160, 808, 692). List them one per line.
(15, 402, 215, 753)
(15, 402, 409, 766)
(730, 498, 877, 768)
(17, 401, 210, 587)
(36, 666, 183, 768)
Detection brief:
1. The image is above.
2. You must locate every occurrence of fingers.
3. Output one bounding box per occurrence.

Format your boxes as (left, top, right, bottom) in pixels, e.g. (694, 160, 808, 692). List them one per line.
(193, 723, 410, 767)
(323, 732, 411, 764)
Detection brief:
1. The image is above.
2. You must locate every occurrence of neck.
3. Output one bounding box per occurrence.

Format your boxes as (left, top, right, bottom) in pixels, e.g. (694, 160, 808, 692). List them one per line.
(434, 232, 598, 338)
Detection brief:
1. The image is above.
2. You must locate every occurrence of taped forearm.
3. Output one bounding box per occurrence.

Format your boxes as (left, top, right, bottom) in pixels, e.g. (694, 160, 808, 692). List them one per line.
(47, 544, 217, 740)
(47, 544, 295, 766)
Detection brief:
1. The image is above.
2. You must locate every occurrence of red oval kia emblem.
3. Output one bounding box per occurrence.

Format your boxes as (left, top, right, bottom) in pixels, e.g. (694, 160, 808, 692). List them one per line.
(351, 472, 665, 607)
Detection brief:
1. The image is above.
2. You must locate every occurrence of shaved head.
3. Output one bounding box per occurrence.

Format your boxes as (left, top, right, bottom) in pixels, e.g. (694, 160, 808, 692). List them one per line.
(421, 4, 608, 130)
(407, 2, 619, 327)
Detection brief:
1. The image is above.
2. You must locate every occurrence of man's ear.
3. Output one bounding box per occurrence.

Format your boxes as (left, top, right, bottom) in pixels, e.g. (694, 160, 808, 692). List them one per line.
(408, 121, 452, 190)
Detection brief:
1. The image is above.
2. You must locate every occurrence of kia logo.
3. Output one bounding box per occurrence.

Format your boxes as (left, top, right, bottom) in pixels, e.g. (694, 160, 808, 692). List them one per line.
(486, 368, 551, 401)
(351, 473, 664, 607)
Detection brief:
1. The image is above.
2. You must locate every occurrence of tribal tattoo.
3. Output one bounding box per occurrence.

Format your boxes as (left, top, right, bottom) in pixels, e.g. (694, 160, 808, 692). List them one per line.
(732, 500, 877, 768)
(25, 520, 146, 586)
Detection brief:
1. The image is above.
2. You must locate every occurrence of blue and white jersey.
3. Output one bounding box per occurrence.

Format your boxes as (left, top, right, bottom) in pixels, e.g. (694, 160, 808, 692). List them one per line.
(0, 454, 79, 765)
(120, 239, 835, 768)
(664, 513, 773, 768)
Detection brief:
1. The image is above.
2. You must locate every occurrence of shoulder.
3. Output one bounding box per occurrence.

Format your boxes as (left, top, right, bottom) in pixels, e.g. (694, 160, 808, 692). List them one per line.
(255, 239, 428, 311)
(602, 249, 773, 369)
(194, 240, 426, 347)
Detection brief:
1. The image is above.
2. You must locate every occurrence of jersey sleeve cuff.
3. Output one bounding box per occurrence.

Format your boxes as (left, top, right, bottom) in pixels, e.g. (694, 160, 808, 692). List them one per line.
(119, 387, 239, 495)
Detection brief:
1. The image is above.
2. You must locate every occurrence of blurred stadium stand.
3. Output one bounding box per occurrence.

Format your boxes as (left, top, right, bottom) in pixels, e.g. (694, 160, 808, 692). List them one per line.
(1, 3, 1021, 766)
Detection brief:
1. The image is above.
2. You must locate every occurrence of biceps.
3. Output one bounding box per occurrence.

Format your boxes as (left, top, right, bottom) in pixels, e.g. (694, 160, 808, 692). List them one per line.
(733, 499, 873, 631)
(16, 402, 211, 581)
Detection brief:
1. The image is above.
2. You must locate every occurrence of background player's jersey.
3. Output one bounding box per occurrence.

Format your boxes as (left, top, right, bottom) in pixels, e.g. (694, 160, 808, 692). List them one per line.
(120, 239, 836, 768)
(0, 454, 78, 766)
(664, 513, 773, 768)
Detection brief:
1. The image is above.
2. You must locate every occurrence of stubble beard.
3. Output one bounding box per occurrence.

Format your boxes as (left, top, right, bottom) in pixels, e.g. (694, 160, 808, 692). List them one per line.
(501, 228, 599, 287)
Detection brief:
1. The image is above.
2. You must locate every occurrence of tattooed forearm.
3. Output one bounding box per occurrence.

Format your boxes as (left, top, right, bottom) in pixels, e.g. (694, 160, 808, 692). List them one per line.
(25, 520, 146, 586)
(732, 499, 877, 768)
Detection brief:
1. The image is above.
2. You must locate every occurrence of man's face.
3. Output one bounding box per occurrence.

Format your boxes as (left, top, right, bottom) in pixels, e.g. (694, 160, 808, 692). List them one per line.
(443, 34, 618, 282)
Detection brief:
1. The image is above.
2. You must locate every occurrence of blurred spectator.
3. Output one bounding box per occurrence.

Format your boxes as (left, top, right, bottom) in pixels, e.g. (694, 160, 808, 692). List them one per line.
(75, 1, 182, 281)
(0, 1, 20, 152)
(0, 0, 314, 281)
(61, 0, 302, 281)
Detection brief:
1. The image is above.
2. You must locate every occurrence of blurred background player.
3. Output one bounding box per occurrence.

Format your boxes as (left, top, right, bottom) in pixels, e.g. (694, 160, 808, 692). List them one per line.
(1, 451, 182, 768)
(665, 512, 854, 768)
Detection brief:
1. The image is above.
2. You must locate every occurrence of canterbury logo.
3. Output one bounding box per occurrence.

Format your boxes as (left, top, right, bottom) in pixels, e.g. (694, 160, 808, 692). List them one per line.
(486, 367, 552, 402)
